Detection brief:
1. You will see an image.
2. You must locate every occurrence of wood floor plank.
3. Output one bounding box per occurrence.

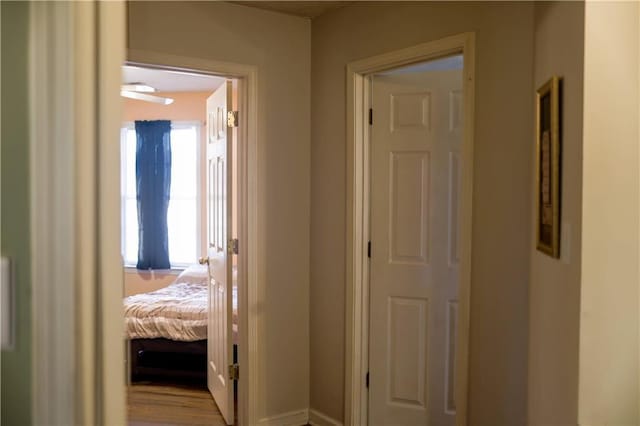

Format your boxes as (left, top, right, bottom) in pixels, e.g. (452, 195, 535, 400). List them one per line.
(127, 384, 230, 426)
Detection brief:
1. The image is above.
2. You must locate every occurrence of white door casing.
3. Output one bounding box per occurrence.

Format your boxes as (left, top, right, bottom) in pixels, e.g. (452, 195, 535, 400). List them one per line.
(126, 50, 259, 426)
(206, 80, 235, 425)
(344, 33, 475, 426)
(369, 69, 462, 426)
(30, 2, 127, 424)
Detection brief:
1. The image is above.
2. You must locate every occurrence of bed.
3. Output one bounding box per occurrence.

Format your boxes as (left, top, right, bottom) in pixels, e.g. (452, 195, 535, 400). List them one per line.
(124, 265, 237, 384)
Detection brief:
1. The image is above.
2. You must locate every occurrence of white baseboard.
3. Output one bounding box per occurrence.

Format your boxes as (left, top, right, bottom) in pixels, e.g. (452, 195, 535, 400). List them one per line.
(258, 409, 309, 426)
(256, 407, 343, 426)
(308, 409, 343, 426)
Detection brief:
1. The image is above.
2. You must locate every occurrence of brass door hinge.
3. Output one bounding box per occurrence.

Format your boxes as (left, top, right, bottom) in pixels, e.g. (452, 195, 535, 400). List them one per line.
(228, 363, 239, 380)
(227, 110, 239, 128)
(227, 238, 239, 255)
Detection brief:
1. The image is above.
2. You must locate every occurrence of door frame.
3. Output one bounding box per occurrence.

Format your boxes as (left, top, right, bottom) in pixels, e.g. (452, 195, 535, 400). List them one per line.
(30, 2, 127, 424)
(344, 32, 476, 426)
(28, 4, 259, 424)
(126, 49, 259, 426)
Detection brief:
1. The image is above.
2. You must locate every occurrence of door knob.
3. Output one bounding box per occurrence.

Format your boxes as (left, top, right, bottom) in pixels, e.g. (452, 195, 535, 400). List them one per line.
(199, 257, 209, 265)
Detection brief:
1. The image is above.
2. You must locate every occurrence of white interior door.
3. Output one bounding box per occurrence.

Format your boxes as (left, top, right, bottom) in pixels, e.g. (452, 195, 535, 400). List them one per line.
(369, 68, 462, 426)
(205, 80, 234, 425)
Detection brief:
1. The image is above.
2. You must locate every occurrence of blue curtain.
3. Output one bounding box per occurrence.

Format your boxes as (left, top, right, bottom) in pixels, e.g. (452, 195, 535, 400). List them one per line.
(135, 120, 172, 270)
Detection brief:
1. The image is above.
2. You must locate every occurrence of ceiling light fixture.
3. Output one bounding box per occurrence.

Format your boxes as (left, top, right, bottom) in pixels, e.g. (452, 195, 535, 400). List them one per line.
(120, 90, 174, 105)
(121, 83, 156, 93)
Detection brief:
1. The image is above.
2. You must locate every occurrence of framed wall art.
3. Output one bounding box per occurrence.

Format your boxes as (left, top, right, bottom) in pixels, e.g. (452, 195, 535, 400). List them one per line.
(536, 76, 561, 258)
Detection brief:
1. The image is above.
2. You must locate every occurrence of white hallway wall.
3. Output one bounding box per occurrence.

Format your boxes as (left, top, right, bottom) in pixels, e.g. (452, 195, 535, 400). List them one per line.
(128, 1, 311, 420)
(311, 2, 534, 424)
(528, 2, 640, 425)
(528, 2, 584, 424)
(580, 2, 639, 424)
(529, 3, 640, 424)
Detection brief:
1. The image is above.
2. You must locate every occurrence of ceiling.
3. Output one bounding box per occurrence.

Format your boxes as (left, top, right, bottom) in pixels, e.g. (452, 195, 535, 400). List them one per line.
(122, 65, 226, 93)
(228, 1, 351, 19)
(380, 55, 464, 75)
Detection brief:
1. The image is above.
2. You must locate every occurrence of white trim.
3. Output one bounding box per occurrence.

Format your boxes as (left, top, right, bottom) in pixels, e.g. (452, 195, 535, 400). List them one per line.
(344, 33, 476, 426)
(194, 122, 203, 259)
(257, 409, 309, 426)
(29, 2, 128, 423)
(73, 2, 99, 423)
(309, 409, 344, 426)
(126, 49, 259, 426)
(96, 2, 127, 424)
(30, 3, 127, 424)
(30, 2, 76, 424)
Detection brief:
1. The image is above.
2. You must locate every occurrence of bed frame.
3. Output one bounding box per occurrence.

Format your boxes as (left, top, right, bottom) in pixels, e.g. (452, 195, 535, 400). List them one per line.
(129, 338, 208, 384)
(128, 338, 238, 385)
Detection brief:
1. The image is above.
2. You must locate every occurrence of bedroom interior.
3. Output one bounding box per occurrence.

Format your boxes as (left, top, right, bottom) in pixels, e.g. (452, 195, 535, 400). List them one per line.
(120, 65, 240, 425)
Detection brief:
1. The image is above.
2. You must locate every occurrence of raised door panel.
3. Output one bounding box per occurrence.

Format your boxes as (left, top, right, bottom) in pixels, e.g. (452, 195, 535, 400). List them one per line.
(388, 297, 429, 408)
(370, 69, 462, 426)
(389, 152, 430, 265)
(391, 92, 431, 132)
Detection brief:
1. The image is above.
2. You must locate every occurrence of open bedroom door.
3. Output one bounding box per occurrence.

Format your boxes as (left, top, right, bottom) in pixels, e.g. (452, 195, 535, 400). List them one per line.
(201, 80, 235, 425)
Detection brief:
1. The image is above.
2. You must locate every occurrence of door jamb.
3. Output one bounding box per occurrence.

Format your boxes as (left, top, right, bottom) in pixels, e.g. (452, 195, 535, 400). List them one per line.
(30, 3, 78, 424)
(30, 2, 127, 424)
(125, 49, 259, 426)
(344, 32, 476, 426)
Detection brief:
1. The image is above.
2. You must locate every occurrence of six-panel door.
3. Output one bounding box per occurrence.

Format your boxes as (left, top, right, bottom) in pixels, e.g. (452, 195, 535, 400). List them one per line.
(369, 68, 462, 426)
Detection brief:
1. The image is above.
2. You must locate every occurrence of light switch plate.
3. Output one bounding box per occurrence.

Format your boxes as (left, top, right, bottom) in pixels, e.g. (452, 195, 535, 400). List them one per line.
(1, 256, 14, 350)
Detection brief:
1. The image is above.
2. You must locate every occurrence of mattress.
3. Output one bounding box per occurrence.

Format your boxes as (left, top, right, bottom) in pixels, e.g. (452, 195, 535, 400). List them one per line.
(124, 265, 238, 342)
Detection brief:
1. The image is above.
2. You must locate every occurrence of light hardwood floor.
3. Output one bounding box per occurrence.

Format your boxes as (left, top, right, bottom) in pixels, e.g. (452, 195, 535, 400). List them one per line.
(127, 384, 230, 426)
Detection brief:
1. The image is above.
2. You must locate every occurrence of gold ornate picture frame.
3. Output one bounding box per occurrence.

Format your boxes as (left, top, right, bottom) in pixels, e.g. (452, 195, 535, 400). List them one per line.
(536, 76, 561, 258)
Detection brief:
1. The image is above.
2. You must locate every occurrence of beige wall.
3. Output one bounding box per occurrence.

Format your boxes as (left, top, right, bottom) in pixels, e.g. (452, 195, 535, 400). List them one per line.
(128, 1, 311, 419)
(311, 2, 534, 423)
(579, 2, 639, 424)
(124, 270, 178, 297)
(127, 3, 640, 424)
(528, 2, 584, 425)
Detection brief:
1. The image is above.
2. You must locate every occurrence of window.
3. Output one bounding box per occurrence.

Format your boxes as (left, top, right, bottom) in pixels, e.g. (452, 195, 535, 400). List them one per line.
(120, 122, 201, 268)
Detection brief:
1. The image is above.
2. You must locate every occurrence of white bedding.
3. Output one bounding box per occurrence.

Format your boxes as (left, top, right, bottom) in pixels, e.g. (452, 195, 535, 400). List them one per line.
(124, 265, 238, 342)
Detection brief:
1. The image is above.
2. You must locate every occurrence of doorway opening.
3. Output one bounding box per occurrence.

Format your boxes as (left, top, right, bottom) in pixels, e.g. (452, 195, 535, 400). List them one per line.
(344, 34, 476, 426)
(119, 56, 257, 426)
